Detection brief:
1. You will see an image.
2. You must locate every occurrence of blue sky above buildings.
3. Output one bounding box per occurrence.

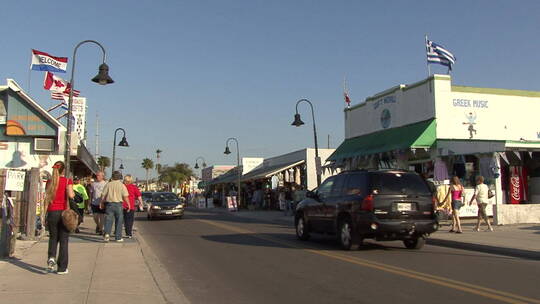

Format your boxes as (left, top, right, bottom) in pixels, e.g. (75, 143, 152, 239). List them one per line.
(1, 1, 540, 179)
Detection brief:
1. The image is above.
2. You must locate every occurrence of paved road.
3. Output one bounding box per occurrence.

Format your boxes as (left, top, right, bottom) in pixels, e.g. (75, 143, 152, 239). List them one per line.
(136, 209, 540, 304)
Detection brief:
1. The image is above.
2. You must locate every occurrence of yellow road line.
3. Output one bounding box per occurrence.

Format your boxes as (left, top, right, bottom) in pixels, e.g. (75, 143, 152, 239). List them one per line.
(198, 219, 540, 304)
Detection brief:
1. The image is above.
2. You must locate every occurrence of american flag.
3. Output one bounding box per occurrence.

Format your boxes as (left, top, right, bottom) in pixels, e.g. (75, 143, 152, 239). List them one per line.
(51, 85, 80, 100)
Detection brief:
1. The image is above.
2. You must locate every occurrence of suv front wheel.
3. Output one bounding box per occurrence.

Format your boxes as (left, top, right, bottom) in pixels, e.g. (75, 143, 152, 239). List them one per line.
(338, 218, 359, 250)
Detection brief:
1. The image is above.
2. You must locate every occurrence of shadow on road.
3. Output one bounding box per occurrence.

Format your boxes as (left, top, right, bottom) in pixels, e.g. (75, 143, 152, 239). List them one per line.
(427, 239, 540, 261)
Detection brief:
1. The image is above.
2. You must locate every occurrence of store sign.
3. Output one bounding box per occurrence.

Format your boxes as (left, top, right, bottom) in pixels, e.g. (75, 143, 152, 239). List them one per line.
(452, 98, 489, 108)
(5, 170, 26, 191)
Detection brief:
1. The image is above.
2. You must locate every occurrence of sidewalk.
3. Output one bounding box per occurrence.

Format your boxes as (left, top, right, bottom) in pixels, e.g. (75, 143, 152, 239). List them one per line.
(0, 215, 188, 304)
(202, 208, 540, 260)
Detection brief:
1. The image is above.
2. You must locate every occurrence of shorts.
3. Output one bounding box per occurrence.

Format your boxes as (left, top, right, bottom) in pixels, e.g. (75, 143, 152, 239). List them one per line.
(91, 204, 105, 214)
(477, 202, 488, 218)
(451, 200, 463, 210)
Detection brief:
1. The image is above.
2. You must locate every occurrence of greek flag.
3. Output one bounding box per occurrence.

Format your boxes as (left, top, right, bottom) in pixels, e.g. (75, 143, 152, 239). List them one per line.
(426, 39, 456, 70)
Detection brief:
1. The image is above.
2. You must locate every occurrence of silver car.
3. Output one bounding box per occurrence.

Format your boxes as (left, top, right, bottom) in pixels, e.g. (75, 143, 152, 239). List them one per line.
(146, 192, 184, 220)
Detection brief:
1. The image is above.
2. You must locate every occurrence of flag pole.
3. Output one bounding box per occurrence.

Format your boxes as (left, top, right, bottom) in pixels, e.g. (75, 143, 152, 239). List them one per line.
(425, 35, 431, 77)
(27, 49, 33, 93)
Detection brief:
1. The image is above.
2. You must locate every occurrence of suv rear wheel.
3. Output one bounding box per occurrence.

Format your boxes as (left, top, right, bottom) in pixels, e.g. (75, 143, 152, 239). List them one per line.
(296, 216, 310, 241)
(403, 236, 426, 249)
(338, 218, 359, 250)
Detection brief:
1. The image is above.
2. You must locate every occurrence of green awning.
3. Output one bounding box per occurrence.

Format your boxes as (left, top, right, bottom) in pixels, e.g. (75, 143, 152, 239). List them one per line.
(328, 119, 436, 162)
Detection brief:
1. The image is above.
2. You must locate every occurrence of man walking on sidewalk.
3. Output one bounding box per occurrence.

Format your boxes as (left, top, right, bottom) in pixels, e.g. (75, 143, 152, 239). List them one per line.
(90, 171, 107, 234)
(100, 171, 129, 242)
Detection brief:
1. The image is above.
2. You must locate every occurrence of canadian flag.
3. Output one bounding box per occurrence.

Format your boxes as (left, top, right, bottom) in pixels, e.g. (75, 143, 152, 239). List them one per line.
(44, 72, 80, 100)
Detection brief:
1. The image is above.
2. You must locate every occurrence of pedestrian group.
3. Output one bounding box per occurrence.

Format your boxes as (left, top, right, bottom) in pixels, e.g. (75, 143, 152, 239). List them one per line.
(43, 166, 143, 274)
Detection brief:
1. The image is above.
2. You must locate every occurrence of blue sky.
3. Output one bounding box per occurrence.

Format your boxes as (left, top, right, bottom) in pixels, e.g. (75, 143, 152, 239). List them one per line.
(2, 1, 540, 179)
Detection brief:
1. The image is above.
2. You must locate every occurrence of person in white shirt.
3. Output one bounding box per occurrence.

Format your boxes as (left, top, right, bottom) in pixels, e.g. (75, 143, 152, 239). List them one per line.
(468, 175, 494, 232)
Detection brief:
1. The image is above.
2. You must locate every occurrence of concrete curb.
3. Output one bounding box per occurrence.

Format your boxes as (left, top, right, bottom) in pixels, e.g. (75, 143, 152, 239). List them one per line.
(136, 229, 191, 304)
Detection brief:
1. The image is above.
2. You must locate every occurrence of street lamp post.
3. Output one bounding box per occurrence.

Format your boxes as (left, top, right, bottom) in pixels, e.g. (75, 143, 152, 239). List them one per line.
(224, 138, 241, 210)
(64, 40, 114, 178)
(115, 158, 124, 171)
(194, 156, 207, 170)
(111, 128, 129, 175)
(292, 98, 321, 187)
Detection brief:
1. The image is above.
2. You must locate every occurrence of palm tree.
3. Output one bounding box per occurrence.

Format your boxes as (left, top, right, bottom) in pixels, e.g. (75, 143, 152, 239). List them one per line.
(158, 163, 194, 193)
(141, 158, 154, 191)
(97, 156, 111, 173)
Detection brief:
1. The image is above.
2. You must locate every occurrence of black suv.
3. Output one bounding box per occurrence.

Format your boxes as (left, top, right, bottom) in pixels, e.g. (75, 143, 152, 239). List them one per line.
(295, 169, 438, 250)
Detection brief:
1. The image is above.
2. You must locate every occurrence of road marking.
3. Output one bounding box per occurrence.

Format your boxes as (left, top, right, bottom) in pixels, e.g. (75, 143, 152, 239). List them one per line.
(198, 219, 540, 304)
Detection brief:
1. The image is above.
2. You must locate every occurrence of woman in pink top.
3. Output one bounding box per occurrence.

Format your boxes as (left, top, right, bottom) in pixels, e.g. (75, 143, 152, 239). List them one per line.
(444, 176, 464, 233)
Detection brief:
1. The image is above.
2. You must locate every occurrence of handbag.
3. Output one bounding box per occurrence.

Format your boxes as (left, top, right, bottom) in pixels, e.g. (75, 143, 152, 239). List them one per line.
(488, 189, 495, 199)
(62, 178, 79, 232)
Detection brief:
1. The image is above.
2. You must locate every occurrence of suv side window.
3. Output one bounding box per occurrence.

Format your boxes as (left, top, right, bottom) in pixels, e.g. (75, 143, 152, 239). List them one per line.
(317, 177, 335, 200)
(330, 175, 347, 197)
(343, 173, 368, 196)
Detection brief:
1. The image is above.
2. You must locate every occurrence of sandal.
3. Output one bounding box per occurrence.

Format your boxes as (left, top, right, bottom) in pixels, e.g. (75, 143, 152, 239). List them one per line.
(449, 229, 455, 233)
(473, 228, 480, 232)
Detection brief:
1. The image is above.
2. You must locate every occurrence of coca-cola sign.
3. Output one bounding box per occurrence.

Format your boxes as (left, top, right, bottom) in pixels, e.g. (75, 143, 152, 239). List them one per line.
(510, 175, 521, 202)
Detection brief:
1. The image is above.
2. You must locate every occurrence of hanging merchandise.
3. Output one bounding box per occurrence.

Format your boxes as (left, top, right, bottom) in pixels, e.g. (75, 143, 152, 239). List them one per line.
(479, 156, 494, 179)
(294, 167, 301, 185)
(434, 158, 449, 181)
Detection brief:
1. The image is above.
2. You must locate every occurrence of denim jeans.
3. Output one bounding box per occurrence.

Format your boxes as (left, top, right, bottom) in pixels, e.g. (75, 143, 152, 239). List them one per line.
(123, 209, 135, 236)
(46, 210, 69, 272)
(104, 203, 124, 240)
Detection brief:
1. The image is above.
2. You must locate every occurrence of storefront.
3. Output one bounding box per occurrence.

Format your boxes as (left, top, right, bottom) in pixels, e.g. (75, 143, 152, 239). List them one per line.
(328, 74, 540, 217)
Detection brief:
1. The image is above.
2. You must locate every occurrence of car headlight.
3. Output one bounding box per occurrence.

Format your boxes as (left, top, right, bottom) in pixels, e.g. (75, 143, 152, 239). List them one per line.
(175, 204, 184, 209)
(152, 205, 161, 210)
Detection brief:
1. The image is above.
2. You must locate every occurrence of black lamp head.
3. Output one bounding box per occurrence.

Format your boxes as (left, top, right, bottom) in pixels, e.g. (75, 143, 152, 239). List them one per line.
(91, 63, 114, 85)
(119, 164, 124, 170)
(291, 113, 304, 127)
(194, 163, 199, 169)
(118, 136, 129, 147)
(224, 146, 231, 155)
(202, 162, 207, 168)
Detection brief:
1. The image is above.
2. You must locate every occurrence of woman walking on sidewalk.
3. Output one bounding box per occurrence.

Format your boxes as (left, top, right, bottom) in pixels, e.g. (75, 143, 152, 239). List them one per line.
(44, 161, 75, 274)
(444, 176, 464, 233)
(469, 175, 494, 232)
(123, 175, 142, 238)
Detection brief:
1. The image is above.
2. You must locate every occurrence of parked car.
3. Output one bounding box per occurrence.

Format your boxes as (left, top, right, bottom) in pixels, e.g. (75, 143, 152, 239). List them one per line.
(146, 192, 184, 220)
(295, 169, 438, 250)
(140, 192, 153, 211)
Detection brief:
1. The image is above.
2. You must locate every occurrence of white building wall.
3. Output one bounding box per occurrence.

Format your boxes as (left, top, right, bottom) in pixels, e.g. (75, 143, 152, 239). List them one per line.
(345, 79, 436, 139)
(306, 148, 336, 190)
(434, 77, 540, 142)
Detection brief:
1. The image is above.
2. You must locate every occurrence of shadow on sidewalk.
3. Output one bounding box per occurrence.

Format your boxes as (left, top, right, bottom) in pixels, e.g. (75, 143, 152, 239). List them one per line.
(6, 257, 48, 275)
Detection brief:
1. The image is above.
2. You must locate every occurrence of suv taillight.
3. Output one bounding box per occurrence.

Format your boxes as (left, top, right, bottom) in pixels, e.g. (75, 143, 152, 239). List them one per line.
(361, 194, 374, 211)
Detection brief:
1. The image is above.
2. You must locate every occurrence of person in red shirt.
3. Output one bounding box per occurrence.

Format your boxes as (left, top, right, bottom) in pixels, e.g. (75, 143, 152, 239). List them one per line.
(44, 161, 75, 274)
(123, 175, 142, 238)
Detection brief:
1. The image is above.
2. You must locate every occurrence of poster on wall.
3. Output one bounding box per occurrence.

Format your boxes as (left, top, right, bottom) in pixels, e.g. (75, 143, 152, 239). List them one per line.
(5, 170, 26, 191)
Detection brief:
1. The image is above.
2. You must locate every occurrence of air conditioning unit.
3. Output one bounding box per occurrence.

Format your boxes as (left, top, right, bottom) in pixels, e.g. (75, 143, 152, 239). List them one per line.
(34, 138, 55, 152)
